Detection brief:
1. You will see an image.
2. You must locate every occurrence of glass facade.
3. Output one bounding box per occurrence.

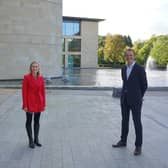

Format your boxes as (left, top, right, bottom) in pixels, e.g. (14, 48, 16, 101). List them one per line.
(63, 21, 80, 36)
(68, 55, 81, 68)
(67, 38, 81, 52)
(63, 20, 81, 68)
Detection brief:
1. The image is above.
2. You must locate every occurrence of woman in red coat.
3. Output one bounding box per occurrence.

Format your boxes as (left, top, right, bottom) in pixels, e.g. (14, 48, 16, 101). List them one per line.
(22, 61, 46, 148)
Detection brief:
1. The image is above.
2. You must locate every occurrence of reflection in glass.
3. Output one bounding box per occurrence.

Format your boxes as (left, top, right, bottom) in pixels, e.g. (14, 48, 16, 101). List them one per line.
(63, 21, 80, 36)
(67, 39, 81, 52)
(68, 55, 81, 68)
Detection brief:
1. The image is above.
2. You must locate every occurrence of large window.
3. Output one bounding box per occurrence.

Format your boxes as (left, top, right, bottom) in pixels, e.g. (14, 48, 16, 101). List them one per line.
(67, 38, 81, 52)
(63, 21, 80, 36)
(68, 55, 81, 68)
(62, 20, 81, 68)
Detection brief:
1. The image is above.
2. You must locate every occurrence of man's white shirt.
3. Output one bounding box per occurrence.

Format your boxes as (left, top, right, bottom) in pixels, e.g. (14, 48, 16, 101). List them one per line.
(126, 61, 136, 80)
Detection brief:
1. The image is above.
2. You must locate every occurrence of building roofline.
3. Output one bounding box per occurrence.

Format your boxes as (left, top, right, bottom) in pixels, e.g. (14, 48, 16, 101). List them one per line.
(63, 16, 105, 22)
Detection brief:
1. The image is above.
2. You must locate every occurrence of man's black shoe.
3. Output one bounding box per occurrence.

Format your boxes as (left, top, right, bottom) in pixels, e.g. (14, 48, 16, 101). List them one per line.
(112, 140, 126, 148)
(134, 147, 142, 155)
(34, 140, 42, 147)
(29, 142, 35, 148)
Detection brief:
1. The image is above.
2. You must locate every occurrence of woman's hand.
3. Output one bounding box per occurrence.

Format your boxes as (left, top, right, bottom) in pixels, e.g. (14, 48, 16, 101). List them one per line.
(41, 106, 46, 112)
(23, 108, 28, 112)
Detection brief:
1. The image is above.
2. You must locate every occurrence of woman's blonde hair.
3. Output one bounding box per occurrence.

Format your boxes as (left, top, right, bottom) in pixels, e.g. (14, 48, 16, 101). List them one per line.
(29, 61, 40, 76)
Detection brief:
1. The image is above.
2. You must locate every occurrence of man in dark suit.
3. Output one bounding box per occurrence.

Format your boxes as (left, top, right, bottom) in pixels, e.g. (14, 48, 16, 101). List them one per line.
(112, 48, 148, 155)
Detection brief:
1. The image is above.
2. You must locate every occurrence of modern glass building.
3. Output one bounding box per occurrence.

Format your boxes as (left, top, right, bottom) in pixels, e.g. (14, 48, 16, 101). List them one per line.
(62, 16, 104, 69)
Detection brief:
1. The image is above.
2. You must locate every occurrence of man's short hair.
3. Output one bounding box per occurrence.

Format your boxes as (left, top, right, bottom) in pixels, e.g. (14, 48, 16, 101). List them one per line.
(124, 48, 135, 56)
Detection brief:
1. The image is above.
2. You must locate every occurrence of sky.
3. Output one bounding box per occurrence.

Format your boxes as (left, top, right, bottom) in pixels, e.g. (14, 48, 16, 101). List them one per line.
(63, 0, 168, 41)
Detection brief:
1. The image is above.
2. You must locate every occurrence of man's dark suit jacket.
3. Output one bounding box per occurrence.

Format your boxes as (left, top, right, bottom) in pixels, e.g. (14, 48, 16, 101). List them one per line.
(121, 63, 148, 105)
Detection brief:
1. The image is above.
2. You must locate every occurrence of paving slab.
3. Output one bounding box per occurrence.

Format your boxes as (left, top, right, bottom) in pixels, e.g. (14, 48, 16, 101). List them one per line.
(0, 89, 167, 168)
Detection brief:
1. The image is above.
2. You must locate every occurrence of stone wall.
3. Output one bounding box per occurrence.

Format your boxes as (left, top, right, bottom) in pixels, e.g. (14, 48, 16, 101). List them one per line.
(81, 21, 98, 68)
(0, 0, 62, 79)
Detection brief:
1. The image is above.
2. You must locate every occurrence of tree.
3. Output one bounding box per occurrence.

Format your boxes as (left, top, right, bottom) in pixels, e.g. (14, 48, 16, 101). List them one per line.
(98, 36, 106, 64)
(132, 36, 158, 65)
(137, 43, 151, 65)
(133, 40, 145, 55)
(150, 35, 168, 68)
(123, 35, 133, 47)
(103, 34, 126, 64)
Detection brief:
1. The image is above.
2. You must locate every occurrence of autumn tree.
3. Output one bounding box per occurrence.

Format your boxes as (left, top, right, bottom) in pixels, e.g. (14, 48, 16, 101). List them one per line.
(103, 34, 126, 64)
(98, 36, 106, 64)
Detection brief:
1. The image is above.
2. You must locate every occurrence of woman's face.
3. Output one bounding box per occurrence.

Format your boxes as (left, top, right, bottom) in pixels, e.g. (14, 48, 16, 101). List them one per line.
(31, 63, 40, 75)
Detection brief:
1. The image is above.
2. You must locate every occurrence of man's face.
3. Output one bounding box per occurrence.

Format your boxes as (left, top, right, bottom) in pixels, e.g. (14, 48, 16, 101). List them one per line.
(125, 51, 135, 65)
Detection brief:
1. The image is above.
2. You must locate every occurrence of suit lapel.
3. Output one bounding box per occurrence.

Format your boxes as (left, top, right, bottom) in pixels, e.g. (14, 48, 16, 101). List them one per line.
(123, 66, 127, 81)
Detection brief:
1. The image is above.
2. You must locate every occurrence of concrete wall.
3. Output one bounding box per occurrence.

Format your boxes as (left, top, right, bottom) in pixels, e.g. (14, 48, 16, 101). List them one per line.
(0, 0, 62, 79)
(81, 21, 98, 68)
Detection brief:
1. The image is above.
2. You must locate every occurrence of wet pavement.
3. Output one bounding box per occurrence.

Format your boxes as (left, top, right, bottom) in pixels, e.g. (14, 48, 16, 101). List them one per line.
(0, 68, 168, 87)
(0, 89, 168, 168)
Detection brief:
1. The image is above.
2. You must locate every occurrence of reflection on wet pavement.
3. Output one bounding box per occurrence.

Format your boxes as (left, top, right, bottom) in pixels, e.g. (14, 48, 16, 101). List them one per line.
(51, 69, 168, 87)
(0, 69, 168, 87)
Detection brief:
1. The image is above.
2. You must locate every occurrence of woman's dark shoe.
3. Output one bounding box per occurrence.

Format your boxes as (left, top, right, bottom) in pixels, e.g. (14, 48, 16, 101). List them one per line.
(134, 147, 142, 155)
(112, 140, 126, 148)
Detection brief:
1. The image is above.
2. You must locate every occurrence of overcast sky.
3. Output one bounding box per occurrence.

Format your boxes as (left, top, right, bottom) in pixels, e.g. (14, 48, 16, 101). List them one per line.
(63, 0, 168, 41)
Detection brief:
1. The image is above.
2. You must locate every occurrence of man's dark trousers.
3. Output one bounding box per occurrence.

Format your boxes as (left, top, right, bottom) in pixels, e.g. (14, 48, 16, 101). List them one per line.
(121, 94, 142, 147)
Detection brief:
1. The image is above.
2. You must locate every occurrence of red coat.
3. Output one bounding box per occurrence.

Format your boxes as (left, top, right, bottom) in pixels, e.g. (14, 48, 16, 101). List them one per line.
(22, 73, 46, 112)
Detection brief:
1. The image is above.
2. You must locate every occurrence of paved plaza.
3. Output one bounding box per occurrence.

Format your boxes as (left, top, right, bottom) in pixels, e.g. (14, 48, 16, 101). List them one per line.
(0, 89, 168, 168)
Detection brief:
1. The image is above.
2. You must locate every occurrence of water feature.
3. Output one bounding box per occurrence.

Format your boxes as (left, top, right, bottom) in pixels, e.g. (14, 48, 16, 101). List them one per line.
(46, 57, 167, 87)
(145, 56, 157, 70)
(48, 66, 168, 87)
(1, 56, 167, 87)
(145, 56, 168, 87)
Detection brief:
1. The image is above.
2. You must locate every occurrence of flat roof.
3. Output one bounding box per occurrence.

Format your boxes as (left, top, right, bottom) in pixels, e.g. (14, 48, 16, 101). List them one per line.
(63, 16, 105, 22)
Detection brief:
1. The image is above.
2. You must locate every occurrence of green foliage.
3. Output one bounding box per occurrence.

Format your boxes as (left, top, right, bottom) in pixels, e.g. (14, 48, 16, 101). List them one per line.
(98, 33, 168, 67)
(103, 34, 126, 64)
(133, 40, 145, 55)
(138, 44, 150, 64)
(98, 36, 106, 64)
(123, 35, 133, 47)
(133, 38, 154, 65)
(150, 35, 168, 67)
